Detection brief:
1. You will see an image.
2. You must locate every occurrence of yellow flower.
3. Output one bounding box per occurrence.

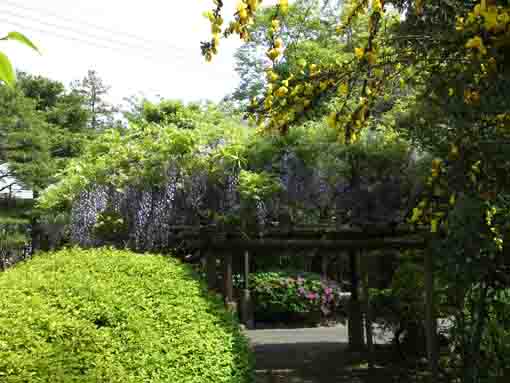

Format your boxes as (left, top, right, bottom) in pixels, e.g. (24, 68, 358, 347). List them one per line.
(275, 86, 288, 97)
(279, 0, 289, 14)
(267, 48, 281, 61)
(212, 33, 220, 48)
(212, 23, 222, 34)
(274, 38, 284, 49)
(338, 83, 349, 96)
(271, 19, 280, 31)
(456, 17, 464, 31)
(267, 70, 279, 82)
(237, 1, 247, 11)
(372, 0, 382, 12)
(430, 219, 438, 233)
(355, 47, 365, 60)
(264, 96, 273, 109)
(203, 10, 215, 22)
(465, 36, 487, 55)
(248, 0, 258, 11)
(484, 6, 499, 31)
(309, 63, 319, 77)
(473, 4, 482, 17)
(498, 12, 510, 28)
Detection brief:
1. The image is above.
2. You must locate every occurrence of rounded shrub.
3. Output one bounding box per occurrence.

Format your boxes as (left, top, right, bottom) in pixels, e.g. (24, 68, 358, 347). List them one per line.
(0, 247, 253, 383)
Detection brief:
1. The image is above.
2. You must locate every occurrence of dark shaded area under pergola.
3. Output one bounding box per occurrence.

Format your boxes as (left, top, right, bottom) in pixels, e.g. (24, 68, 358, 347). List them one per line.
(171, 223, 439, 381)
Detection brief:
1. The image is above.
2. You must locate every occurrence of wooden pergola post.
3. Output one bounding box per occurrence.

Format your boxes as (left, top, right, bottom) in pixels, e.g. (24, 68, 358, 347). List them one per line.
(206, 250, 217, 291)
(424, 249, 439, 381)
(223, 252, 236, 312)
(240, 250, 254, 328)
(361, 251, 374, 367)
(348, 250, 365, 351)
(321, 254, 329, 279)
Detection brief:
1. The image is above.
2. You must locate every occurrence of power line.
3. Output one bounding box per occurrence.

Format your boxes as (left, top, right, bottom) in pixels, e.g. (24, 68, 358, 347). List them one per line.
(0, 8, 191, 61)
(1, 18, 238, 96)
(2, 0, 194, 57)
(0, 18, 179, 63)
(0, 17, 234, 78)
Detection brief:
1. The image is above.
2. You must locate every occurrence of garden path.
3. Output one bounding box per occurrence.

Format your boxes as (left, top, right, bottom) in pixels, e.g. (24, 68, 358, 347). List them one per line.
(245, 325, 427, 383)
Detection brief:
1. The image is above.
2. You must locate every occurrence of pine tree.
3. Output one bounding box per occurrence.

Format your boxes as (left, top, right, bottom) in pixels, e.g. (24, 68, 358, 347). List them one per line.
(72, 70, 117, 130)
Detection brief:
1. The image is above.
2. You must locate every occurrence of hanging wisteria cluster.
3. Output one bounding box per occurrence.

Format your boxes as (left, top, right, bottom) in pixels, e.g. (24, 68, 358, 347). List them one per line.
(40, 113, 419, 251)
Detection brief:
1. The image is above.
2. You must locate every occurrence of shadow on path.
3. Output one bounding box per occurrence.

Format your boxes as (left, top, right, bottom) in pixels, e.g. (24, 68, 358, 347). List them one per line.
(246, 327, 428, 383)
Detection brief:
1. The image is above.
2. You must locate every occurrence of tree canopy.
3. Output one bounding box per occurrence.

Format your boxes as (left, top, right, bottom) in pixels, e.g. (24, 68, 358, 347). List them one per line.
(0, 73, 94, 192)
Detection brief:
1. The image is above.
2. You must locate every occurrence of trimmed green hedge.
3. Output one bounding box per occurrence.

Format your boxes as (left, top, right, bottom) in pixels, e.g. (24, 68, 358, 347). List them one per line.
(0, 248, 253, 382)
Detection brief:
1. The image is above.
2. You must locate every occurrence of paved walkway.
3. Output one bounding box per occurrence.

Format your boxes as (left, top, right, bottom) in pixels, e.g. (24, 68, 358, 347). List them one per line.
(245, 325, 424, 383)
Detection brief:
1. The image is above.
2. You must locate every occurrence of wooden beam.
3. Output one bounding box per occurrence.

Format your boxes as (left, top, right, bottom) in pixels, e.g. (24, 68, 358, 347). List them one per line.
(190, 238, 426, 251)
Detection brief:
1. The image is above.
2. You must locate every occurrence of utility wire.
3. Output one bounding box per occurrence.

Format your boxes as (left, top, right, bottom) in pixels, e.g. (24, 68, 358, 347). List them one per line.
(0, 17, 234, 78)
(1, 18, 235, 96)
(0, 17, 181, 63)
(2, 0, 194, 57)
(0, 8, 191, 61)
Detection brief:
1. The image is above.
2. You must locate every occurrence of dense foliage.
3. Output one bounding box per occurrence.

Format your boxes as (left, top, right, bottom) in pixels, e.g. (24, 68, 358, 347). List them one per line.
(39, 100, 421, 249)
(0, 247, 253, 382)
(0, 73, 94, 192)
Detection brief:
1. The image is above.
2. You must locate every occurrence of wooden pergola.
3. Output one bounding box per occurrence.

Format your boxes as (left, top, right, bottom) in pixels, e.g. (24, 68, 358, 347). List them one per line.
(171, 224, 438, 380)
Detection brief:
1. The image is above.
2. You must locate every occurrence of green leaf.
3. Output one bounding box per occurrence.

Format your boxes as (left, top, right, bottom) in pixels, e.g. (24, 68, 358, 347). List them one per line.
(0, 51, 16, 87)
(6, 32, 40, 53)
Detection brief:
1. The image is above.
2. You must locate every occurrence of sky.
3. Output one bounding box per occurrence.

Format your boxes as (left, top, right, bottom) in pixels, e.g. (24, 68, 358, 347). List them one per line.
(1, 0, 278, 106)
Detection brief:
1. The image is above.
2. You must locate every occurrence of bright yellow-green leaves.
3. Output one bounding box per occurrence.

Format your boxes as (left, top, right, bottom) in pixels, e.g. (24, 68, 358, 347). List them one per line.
(0, 31, 39, 87)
